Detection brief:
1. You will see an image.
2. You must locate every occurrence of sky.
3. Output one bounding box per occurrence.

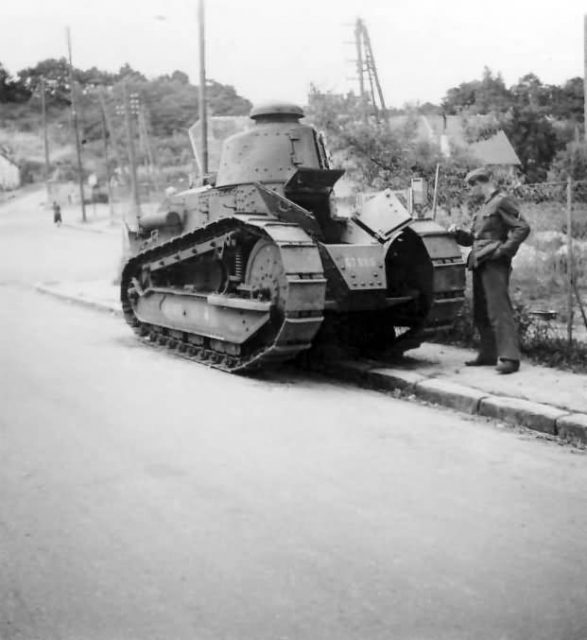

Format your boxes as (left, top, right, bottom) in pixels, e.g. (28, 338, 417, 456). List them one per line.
(2, 0, 587, 109)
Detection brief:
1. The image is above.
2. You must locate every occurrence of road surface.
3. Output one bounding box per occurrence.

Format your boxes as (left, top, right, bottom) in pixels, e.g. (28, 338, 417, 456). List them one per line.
(1, 190, 586, 640)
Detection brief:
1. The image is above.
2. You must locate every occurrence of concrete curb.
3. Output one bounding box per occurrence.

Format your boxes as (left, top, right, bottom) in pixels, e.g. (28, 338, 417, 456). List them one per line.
(34, 284, 587, 447)
(60, 222, 107, 235)
(414, 379, 487, 415)
(60, 221, 122, 235)
(479, 396, 567, 436)
(556, 414, 587, 447)
(35, 284, 122, 317)
(319, 359, 587, 447)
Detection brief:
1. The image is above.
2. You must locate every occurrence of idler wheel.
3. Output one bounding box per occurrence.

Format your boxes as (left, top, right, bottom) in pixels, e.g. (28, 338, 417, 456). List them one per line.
(244, 239, 287, 310)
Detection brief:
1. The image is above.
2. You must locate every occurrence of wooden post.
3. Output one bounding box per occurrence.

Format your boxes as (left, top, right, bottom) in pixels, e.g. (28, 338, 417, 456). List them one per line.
(100, 89, 126, 188)
(573, 279, 587, 331)
(432, 163, 440, 219)
(584, 15, 587, 140)
(362, 21, 387, 117)
(98, 88, 115, 224)
(198, 0, 208, 175)
(138, 106, 159, 193)
(123, 79, 140, 224)
(355, 19, 367, 123)
(566, 176, 574, 345)
(40, 77, 51, 203)
(66, 27, 87, 223)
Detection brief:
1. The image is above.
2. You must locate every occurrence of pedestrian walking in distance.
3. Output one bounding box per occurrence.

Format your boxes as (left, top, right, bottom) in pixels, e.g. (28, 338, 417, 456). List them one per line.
(52, 201, 62, 227)
(449, 167, 530, 374)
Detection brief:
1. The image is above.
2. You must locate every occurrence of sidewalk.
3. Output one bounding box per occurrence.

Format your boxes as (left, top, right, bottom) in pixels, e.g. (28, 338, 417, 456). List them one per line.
(36, 274, 587, 448)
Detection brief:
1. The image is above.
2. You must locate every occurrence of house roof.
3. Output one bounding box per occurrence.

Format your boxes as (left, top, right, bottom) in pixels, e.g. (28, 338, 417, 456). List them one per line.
(389, 114, 521, 166)
(0, 146, 18, 166)
(468, 130, 521, 165)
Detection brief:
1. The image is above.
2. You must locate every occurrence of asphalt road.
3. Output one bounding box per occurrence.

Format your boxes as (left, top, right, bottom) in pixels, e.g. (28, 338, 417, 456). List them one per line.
(1, 191, 587, 640)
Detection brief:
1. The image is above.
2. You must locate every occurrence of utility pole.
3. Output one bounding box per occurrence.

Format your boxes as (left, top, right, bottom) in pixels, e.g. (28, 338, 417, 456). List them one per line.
(40, 77, 51, 203)
(123, 79, 141, 223)
(66, 26, 87, 222)
(361, 24, 387, 115)
(355, 19, 367, 123)
(98, 88, 115, 224)
(198, 0, 208, 174)
(100, 90, 126, 187)
(354, 18, 387, 122)
(584, 15, 587, 140)
(566, 176, 574, 345)
(138, 106, 159, 193)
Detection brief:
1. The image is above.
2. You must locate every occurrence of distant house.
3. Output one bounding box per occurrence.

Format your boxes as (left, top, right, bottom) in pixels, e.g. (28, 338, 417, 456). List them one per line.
(0, 147, 20, 190)
(389, 114, 521, 174)
(420, 114, 521, 174)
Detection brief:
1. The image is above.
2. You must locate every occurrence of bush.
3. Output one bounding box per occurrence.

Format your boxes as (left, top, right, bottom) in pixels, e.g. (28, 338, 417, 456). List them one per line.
(19, 159, 43, 184)
(435, 290, 587, 374)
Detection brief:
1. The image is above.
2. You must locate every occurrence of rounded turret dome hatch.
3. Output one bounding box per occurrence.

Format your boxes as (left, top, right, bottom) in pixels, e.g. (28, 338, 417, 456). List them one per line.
(250, 102, 304, 122)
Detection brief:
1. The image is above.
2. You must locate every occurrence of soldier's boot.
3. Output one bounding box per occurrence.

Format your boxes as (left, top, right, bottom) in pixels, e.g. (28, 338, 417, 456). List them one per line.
(465, 327, 497, 366)
(496, 359, 520, 374)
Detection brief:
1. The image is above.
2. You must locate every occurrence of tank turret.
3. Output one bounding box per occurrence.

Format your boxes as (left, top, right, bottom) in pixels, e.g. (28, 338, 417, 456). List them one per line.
(216, 102, 330, 188)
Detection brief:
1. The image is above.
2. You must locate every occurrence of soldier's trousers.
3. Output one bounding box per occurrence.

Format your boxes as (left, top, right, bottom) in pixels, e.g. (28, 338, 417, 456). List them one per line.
(472, 260, 521, 362)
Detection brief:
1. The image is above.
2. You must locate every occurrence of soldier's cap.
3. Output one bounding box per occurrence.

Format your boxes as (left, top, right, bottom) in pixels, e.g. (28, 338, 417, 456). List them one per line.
(465, 167, 491, 185)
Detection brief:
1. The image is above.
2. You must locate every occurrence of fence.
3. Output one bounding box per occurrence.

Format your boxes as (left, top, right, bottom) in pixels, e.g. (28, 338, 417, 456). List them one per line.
(511, 178, 587, 345)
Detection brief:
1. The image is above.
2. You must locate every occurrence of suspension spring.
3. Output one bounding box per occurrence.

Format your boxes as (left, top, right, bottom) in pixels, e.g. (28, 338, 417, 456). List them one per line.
(234, 249, 244, 280)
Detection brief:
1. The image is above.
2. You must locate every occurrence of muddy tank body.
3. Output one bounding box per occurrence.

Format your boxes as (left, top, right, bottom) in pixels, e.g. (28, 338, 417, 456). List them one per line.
(121, 102, 465, 372)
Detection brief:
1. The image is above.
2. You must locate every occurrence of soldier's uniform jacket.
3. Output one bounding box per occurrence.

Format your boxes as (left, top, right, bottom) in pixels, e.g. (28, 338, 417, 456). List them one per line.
(454, 191, 530, 270)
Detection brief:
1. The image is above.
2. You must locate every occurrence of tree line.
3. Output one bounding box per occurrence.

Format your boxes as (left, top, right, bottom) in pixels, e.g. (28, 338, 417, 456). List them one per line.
(0, 58, 252, 185)
(0, 58, 252, 137)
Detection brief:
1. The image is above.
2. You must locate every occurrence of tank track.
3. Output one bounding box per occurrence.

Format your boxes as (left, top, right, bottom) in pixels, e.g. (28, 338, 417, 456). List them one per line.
(121, 217, 326, 373)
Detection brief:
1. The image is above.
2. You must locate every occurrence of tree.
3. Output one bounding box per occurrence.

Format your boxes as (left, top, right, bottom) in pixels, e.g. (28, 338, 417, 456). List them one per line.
(442, 67, 512, 115)
(171, 70, 189, 85)
(0, 63, 10, 101)
(474, 67, 511, 114)
(305, 86, 364, 136)
(207, 80, 252, 116)
(0, 63, 29, 103)
(442, 80, 479, 114)
(460, 111, 501, 143)
(116, 63, 146, 82)
(550, 77, 584, 123)
(17, 58, 72, 105)
(418, 102, 442, 115)
(502, 106, 558, 182)
(141, 76, 199, 136)
(549, 140, 587, 181)
(511, 73, 548, 110)
(76, 66, 117, 89)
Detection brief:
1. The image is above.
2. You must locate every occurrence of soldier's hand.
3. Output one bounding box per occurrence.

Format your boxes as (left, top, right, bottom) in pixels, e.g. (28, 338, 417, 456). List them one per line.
(448, 224, 459, 235)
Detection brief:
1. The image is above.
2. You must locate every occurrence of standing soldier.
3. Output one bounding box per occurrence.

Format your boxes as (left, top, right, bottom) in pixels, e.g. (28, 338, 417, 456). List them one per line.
(449, 168, 530, 374)
(52, 201, 62, 226)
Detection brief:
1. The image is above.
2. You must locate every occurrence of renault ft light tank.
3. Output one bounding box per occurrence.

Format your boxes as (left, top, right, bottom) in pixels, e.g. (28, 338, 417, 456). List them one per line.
(120, 102, 465, 372)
